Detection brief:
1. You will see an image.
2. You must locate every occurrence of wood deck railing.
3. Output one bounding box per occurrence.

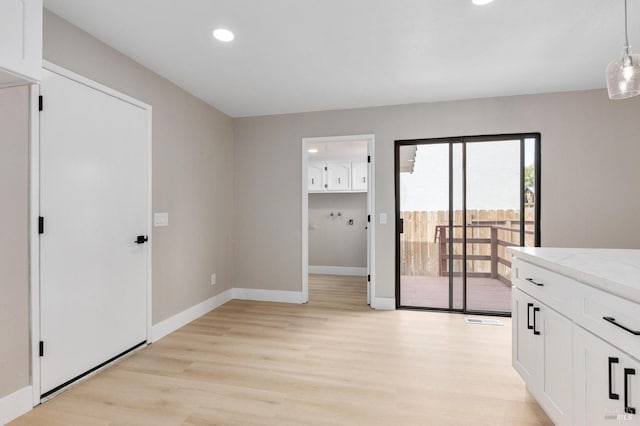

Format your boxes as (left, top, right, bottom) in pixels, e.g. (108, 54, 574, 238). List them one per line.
(399, 209, 536, 283)
(434, 224, 534, 285)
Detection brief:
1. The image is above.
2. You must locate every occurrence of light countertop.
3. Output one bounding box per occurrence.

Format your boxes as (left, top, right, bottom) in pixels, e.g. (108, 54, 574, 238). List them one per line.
(507, 247, 640, 304)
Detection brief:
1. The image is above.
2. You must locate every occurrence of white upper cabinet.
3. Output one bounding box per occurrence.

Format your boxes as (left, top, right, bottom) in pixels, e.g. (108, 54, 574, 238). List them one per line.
(308, 161, 367, 193)
(326, 163, 350, 191)
(0, 0, 42, 87)
(351, 161, 368, 191)
(308, 163, 326, 192)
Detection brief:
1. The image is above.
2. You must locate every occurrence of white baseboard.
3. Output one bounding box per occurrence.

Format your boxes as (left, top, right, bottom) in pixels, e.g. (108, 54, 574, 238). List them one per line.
(233, 288, 304, 304)
(0, 386, 33, 425)
(151, 288, 233, 342)
(371, 297, 396, 310)
(308, 266, 367, 276)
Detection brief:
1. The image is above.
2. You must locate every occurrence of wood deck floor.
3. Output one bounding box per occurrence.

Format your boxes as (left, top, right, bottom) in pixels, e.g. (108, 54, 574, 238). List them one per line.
(12, 275, 550, 425)
(400, 275, 512, 313)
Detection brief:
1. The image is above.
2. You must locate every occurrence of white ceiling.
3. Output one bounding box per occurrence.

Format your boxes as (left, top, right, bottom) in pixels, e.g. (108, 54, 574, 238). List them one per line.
(44, 0, 638, 117)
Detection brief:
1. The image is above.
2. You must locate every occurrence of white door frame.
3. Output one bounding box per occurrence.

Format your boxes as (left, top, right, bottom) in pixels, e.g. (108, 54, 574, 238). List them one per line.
(301, 134, 375, 305)
(30, 61, 153, 405)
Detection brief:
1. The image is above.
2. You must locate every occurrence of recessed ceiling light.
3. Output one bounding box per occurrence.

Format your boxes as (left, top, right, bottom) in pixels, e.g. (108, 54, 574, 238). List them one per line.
(472, 0, 494, 5)
(308, 148, 319, 153)
(213, 28, 234, 42)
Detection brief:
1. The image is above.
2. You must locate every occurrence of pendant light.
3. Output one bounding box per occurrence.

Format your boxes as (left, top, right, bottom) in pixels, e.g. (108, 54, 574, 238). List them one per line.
(606, 0, 640, 99)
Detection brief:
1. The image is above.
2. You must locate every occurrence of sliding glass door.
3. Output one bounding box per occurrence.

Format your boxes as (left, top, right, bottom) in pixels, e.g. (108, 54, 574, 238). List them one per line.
(395, 134, 540, 315)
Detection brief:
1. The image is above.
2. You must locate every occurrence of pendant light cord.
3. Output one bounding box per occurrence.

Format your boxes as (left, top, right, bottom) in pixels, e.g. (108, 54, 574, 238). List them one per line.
(625, 0, 629, 47)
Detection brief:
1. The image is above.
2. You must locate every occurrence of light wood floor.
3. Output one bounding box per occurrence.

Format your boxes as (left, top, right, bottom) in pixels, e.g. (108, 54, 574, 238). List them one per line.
(12, 275, 552, 425)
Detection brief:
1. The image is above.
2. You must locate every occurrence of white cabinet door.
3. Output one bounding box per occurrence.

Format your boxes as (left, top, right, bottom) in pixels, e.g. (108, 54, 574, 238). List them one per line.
(513, 288, 573, 426)
(574, 326, 640, 425)
(536, 303, 573, 425)
(513, 288, 539, 384)
(351, 162, 367, 191)
(326, 163, 350, 191)
(308, 162, 325, 192)
(0, 0, 42, 87)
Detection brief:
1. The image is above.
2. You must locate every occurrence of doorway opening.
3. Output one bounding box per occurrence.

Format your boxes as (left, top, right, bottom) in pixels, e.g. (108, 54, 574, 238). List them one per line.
(302, 135, 375, 306)
(395, 134, 540, 315)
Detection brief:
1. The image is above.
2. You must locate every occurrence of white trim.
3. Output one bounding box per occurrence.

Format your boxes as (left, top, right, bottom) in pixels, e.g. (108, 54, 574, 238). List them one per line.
(0, 386, 33, 425)
(308, 266, 367, 276)
(32, 62, 153, 402)
(233, 288, 304, 304)
(301, 141, 309, 303)
(28, 84, 41, 406)
(151, 289, 234, 342)
(145, 89, 154, 347)
(302, 134, 376, 307)
(371, 297, 396, 310)
(42, 61, 150, 110)
(368, 137, 376, 306)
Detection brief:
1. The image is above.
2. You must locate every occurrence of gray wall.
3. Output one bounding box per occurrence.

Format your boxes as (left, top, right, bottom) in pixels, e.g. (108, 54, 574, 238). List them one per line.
(43, 10, 235, 323)
(233, 91, 640, 298)
(0, 86, 30, 399)
(309, 193, 367, 268)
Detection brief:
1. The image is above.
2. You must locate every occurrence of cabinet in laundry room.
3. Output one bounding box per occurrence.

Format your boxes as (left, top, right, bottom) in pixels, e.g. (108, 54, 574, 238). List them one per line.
(0, 0, 42, 87)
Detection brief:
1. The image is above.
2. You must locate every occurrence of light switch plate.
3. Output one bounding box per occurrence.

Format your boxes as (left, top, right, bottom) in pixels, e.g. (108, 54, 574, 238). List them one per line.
(153, 212, 169, 227)
(379, 213, 387, 225)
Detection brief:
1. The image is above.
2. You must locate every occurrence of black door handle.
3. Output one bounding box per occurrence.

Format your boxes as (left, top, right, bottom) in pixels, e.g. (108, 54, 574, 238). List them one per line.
(135, 235, 148, 244)
(603, 317, 640, 335)
(399, 218, 404, 234)
(532, 307, 540, 335)
(625, 368, 636, 414)
(609, 357, 620, 400)
(527, 303, 534, 330)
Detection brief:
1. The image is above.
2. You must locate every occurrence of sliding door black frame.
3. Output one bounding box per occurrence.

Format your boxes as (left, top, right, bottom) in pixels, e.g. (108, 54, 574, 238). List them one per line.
(394, 133, 541, 316)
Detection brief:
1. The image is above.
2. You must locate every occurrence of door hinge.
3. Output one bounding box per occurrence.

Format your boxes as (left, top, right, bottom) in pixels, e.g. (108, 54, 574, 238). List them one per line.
(39, 96, 43, 111)
(399, 218, 404, 233)
(39, 341, 44, 357)
(367, 274, 370, 282)
(38, 216, 44, 234)
(367, 155, 371, 163)
(367, 214, 371, 223)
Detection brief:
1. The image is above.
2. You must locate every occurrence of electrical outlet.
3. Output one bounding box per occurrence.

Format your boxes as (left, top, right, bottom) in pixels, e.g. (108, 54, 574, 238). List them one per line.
(210, 273, 216, 286)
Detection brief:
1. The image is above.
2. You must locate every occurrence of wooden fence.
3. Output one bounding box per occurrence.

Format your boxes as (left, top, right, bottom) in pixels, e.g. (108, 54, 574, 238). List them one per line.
(399, 209, 535, 282)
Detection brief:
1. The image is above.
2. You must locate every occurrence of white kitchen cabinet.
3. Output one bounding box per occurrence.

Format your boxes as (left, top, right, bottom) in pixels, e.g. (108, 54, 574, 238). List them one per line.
(0, 0, 42, 87)
(308, 162, 326, 192)
(510, 248, 640, 426)
(512, 287, 573, 425)
(351, 161, 368, 191)
(574, 326, 639, 425)
(513, 288, 539, 384)
(326, 162, 350, 191)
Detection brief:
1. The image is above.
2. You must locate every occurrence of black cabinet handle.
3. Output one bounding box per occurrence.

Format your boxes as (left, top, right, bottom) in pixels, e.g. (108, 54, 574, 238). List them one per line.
(609, 357, 620, 400)
(134, 235, 148, 244)
(624, 368, 636, 414)
(533, 307, 540, 335)
(603, 317, 640, 335)
(525, 277, 544, 286)
(527, 303, 534, 330)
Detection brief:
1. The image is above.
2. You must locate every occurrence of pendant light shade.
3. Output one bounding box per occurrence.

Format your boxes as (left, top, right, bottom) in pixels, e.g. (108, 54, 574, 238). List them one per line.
(606, 0, 640, 99)
(606, 48, 640, 99)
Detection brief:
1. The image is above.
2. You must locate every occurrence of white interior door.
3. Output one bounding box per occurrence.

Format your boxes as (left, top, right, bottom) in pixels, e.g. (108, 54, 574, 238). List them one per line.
(39, 68, 150, 396)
